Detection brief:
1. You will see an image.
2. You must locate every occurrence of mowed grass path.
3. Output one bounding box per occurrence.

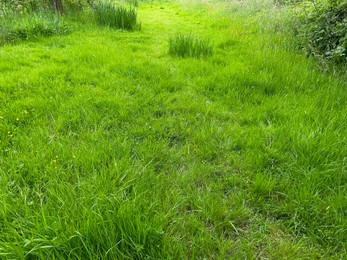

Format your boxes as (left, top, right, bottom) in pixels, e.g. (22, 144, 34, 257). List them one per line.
(1, 1, 347, 259)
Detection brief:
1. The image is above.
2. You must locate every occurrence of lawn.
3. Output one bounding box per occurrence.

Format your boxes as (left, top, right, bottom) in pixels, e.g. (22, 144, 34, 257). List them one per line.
(0, 0, 347, 258)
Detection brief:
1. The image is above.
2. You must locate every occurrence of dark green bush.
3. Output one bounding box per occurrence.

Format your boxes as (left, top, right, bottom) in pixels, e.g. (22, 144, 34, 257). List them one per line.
(294, 0, 347, 63)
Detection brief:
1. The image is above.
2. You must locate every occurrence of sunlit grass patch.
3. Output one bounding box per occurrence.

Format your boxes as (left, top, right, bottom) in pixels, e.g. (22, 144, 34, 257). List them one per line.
(169, 33, 213, 58)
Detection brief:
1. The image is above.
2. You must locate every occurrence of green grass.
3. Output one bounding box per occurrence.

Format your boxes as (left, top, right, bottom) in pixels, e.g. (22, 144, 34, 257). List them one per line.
(0, 0, 347, 258)
(169, 33, 213, 58)
(0, 6, 70, 46)
(93, 0, 140, 30)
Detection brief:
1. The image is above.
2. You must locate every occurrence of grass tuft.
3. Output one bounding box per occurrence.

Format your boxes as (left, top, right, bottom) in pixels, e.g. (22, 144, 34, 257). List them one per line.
(169, 33, 213, 58)
(93, 1, 141, 31)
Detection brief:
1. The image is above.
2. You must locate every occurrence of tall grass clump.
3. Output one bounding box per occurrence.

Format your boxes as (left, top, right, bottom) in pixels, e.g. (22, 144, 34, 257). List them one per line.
(93, 0, 140, 30)
(0, 5, 69, 45)
(169, 34, 213, 58)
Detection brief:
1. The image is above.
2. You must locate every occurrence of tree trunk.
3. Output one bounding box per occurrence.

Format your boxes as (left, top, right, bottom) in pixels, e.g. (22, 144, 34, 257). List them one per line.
(52, 0, 63, 13)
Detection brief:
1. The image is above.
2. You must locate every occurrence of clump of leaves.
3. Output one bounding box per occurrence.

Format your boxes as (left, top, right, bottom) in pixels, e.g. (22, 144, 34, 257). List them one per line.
(93, 0, 140, 31)
(294, 0, 347, 63)
(168, 34, 213, 58)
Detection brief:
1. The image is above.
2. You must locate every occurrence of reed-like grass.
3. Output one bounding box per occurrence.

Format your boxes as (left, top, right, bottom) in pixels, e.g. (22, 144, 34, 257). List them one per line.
(93, 1, 140, 30)
(0, 6, 69, 45)
(169, 34, 213, 58)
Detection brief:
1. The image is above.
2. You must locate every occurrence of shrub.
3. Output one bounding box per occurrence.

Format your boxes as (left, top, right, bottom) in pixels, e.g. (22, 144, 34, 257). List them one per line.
(168, 34, 213, 58)
(293, 0, 347, 63)
(93, 1, 140, 31)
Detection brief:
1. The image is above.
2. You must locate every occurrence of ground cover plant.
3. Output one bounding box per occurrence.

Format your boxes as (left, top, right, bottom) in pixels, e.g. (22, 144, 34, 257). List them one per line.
(0, 0, 347, 258)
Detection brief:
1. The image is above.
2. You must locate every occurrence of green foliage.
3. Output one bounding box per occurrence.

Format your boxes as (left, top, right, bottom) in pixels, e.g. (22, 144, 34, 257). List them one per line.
(0, 0, 48, 12)
(0, 6, 69, 45)
(293, 0, 347, 63)
(127, 0, 139, 7)
(93, 0, 140, 30)
(0, 0, 93, 12)
(169, 34, 213, 58)
(62, 0, 90, 12)
(115, 0, 140, 7)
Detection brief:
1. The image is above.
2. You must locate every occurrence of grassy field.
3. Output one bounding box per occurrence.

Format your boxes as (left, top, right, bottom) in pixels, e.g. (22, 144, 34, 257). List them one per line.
(1, 0, 347, 258)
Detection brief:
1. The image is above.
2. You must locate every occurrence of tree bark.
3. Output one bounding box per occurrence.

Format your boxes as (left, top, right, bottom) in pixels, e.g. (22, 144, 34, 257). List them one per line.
(52, 0, 63, 13)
